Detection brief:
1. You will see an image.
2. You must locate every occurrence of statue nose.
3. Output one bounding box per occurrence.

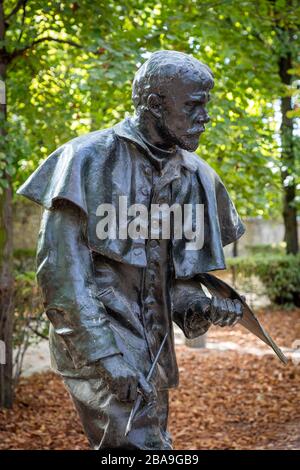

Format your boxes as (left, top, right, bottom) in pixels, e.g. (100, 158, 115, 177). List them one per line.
(202, 114, 210, 124)
(196, 113, 210, 124)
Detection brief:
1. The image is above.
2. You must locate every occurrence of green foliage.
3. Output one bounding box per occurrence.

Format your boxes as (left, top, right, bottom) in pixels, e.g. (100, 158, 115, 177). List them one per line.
(14, 270, 46, 347)
(227, 253, 300, 306)
(12, 246, 46, 378)
(13, 247, 36, 272)
(0, 0, 299, 219)
(13, 268, 47, 380)
(244, 243, 286, 256)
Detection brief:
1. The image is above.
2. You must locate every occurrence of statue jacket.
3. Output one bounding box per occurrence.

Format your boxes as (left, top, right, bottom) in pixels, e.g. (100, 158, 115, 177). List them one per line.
(17, 117, 245, 389)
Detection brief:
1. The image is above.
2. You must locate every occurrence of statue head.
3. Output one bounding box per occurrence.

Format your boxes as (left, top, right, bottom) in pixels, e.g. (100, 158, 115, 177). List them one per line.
(132, 50, 214, 152)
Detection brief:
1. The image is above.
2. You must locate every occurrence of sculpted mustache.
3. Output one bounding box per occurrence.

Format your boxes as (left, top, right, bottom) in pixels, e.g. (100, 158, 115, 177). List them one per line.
(186, 125, 205, 135)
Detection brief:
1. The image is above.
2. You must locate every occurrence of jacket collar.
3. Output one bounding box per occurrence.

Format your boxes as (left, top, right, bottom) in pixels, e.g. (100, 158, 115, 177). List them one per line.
(113, 118, 198, 174)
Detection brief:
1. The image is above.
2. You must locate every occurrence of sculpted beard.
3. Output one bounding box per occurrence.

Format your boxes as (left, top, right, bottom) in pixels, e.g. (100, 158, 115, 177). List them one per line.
(158, 114, 202, 152)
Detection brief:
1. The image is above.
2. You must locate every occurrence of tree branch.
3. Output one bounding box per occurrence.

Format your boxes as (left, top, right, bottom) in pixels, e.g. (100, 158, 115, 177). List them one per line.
(5, 0, 27, 21)
(27, 325, 48, 341)
(10, 36, 83, 61)
(17, 0, 27, 43)
(0, 0, 5, 42)
(224, 15, 276, 52)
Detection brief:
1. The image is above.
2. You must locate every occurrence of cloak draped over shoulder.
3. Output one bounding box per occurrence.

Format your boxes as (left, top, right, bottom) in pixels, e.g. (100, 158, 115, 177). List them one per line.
(17, 118, 245, 278)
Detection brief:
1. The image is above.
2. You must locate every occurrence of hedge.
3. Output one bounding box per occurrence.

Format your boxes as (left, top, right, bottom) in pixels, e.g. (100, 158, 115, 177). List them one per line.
(227, 253, 300, 307)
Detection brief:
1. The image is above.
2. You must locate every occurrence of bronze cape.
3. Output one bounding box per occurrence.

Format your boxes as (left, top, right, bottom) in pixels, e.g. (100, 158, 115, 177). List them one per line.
(17, 118, 245, 449)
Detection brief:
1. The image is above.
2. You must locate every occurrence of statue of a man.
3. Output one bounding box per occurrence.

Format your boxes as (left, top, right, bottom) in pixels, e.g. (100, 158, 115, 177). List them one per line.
(17, 51, 246, 450)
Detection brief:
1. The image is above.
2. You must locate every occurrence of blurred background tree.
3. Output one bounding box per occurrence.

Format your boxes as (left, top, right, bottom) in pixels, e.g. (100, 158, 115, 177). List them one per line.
(0, 0, 299, 407)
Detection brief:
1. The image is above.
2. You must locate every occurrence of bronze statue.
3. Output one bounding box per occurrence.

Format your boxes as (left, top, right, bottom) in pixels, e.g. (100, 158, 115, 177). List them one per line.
(17, 51, 286, 450)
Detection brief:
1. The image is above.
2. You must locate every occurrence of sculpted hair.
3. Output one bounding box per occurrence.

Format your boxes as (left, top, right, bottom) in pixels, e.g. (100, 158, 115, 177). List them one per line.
(132, 50, 214, 113)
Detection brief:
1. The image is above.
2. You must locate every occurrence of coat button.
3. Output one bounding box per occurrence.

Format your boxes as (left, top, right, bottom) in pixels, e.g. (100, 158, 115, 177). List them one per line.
(144, 306, 152, 315)
(157, 197, 168, 204)
(149, 261, 157, 269)
(143, 166, 152, 176)
(145, 298, 155, 306)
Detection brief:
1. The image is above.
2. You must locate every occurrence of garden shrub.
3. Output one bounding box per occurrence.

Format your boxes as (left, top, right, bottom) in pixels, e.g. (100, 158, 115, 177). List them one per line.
(227, 253, 300, 307)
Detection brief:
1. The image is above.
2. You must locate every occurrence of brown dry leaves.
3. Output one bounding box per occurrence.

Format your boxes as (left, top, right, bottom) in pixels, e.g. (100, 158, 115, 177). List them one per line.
(0, 373, 89, 450)
(170, 349, 300, 449)
(0, 308, 299, 450)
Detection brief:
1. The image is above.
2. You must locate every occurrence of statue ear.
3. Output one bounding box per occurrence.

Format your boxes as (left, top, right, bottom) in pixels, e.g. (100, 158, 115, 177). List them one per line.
(147, 93, 163, 118)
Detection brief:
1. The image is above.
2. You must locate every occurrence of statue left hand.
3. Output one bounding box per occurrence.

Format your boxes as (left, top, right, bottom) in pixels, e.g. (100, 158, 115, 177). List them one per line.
(205, 296, 244, 327)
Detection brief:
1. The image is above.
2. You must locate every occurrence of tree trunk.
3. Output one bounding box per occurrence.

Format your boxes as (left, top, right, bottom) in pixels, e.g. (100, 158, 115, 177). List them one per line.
(278, 53, 299, 255)
(0, 0, 14, 409)
(0, 182, 14, 410)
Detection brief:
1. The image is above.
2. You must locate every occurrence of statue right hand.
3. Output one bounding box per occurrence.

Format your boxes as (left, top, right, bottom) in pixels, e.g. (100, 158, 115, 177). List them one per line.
(97, 353, 155, 402)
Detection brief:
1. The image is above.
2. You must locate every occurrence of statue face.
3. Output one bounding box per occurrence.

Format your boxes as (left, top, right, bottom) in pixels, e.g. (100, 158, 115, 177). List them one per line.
(158, 78, 211, 152)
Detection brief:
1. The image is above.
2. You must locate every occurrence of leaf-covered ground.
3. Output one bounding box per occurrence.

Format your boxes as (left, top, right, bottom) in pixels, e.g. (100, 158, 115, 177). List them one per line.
(0, 308, 299, 450)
